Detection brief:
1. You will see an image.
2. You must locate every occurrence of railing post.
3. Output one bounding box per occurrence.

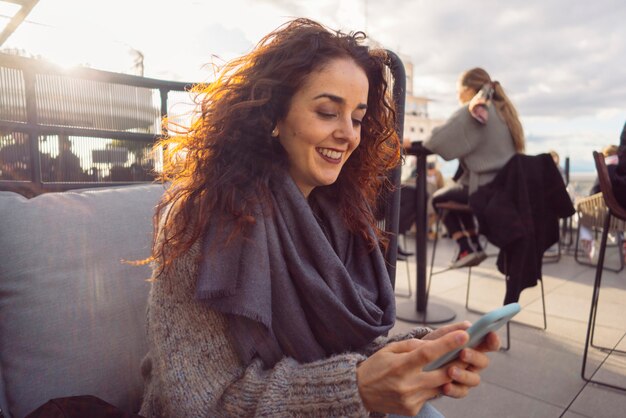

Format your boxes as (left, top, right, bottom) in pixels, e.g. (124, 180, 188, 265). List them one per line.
(23, 66, 42, 189)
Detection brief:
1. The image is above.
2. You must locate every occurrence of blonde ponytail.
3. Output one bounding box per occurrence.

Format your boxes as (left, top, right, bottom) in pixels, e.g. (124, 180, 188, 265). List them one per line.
(460, 68, 525, 153)
(492, 81, 525, 153)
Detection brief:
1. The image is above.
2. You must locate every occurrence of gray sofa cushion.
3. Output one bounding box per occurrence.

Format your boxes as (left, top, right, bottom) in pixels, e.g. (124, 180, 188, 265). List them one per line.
(0, 184, 164, 418)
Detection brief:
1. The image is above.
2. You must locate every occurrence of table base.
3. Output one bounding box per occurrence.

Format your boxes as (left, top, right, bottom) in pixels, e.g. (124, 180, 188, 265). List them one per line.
(396, 300, 456, 324)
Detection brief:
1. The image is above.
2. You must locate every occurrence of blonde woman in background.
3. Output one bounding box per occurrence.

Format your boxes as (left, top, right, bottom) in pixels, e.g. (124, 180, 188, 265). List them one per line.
(424, 67, 525, 268)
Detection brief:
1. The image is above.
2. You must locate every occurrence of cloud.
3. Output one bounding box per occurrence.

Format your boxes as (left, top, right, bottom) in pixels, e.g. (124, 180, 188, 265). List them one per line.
(362, 0, 626, 120)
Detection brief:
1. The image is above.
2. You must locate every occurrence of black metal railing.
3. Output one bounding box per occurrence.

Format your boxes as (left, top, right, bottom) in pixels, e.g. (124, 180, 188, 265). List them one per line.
(0, 53, 193, 196)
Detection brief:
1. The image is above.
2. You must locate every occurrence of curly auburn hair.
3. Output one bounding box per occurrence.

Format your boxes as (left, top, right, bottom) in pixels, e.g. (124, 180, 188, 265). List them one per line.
(152, 18, 401, 274)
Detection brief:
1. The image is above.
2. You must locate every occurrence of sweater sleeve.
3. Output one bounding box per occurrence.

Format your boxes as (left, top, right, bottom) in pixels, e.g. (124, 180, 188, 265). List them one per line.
(424, 105, 479, 161)
(140, 243, 373, 418)
(357, 327, 432, 357)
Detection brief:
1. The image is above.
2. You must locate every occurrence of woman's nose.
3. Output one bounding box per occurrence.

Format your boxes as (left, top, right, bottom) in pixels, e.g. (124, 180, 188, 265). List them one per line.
(334, 116, 359, 143)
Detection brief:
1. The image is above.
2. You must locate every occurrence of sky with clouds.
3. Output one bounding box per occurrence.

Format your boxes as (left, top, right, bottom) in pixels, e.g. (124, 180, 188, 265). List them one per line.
(4, 0, 625, 174)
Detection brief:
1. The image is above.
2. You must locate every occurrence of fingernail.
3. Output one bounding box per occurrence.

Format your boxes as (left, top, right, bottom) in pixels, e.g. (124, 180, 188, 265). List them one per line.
(451, 367, 460, 378)
(456, 333, 466, 344)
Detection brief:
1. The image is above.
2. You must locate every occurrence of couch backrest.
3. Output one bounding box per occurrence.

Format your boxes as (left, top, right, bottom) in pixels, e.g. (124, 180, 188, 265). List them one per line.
(0, 183, 164, 418)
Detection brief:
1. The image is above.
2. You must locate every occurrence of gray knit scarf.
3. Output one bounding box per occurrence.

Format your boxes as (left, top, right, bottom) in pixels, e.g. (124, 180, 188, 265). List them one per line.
(196, 174, 395, 368)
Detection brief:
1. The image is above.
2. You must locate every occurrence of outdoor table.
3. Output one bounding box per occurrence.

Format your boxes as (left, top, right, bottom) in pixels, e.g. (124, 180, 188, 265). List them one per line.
(395, 141, 457, 324)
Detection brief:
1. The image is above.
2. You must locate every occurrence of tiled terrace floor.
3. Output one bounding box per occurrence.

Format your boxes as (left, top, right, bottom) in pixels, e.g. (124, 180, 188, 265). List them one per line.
(390, 234, 626, 418)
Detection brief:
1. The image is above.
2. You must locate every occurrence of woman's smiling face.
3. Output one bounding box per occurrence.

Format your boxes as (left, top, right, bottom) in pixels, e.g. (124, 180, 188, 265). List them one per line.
(277, 57, 369, 198)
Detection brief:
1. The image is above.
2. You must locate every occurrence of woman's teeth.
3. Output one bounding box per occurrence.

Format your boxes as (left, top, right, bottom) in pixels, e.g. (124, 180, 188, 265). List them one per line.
(318, 148, 342, 159)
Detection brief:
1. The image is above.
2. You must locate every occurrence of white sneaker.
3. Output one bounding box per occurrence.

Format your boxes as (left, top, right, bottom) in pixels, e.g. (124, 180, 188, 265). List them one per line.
(450, 250, 486, 269)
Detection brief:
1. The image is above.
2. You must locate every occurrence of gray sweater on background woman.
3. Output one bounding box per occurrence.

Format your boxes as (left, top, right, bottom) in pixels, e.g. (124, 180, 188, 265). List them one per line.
(139, 241, 431, 418)
(424, 103, 516, 194)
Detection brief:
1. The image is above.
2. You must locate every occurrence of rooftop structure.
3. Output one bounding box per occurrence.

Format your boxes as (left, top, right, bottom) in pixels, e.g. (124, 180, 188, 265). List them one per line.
(0, 0, 39, 47)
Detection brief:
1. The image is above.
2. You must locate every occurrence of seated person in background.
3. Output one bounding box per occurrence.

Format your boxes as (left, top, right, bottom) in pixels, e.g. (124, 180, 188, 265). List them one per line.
(139, 19, 500, 418)
(426, 157, 446, 238)
(549, 149, 567, 184)
(590, 145, 619, 195)
(53, 137, 85, 182)
(613, 121, 626, 207)
(579, 145, 618, 260)
(424, 67, 525, 268)
(580, 132, 625, 260)
(398, 155, 444, 244)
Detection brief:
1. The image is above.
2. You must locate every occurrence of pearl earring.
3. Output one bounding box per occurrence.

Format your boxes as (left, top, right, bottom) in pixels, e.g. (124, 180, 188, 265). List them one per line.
(271, 127, 279, 137)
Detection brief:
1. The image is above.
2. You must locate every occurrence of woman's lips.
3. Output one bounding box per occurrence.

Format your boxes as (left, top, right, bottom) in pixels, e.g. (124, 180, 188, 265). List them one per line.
(317, 147, 343, 163)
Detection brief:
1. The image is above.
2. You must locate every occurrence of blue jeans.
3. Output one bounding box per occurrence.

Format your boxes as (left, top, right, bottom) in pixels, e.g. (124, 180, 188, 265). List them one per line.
(389, 402, 445, 418)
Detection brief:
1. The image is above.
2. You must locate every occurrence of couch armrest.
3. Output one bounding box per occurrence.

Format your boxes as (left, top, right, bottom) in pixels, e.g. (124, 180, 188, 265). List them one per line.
(0, 184, 164, 418)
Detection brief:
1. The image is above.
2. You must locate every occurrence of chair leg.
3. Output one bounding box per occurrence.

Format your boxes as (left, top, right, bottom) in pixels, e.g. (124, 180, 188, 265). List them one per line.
(465, 266, 473, 311)
(573, 221, 585, 264)
(426, 210, 445, 299)
(560, 216, 572, 247)
(404, 234, 412, 298)
(501, 322, 511, 352)
(540, 279, 547, 330)
(581, 212, 626, 391)
(618, 232, 625, 273)
(394, 235, 412, 298)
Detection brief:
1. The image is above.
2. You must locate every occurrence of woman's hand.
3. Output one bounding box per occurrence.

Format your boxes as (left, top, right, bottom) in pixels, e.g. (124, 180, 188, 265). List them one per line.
(423, 321, 501, 398)
(356, 330, 469, 416)
(356, 322, 501, 415)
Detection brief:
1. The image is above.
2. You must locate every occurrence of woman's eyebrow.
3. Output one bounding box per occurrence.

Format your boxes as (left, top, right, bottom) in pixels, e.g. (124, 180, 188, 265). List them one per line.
(313, 93, 367, 110)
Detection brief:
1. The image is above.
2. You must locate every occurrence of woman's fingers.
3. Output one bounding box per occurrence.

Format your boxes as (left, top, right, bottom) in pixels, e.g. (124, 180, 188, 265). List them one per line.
(441, 381, 470, 399)
(422, 321, 471, 341)
(406, 330, 469, 370)
(440, 364, 481, 399)
(473, 331, 501, 352)
(384, 337, 425, 354)
(447, 365, 481, 387)
(459, 347, 491, 371)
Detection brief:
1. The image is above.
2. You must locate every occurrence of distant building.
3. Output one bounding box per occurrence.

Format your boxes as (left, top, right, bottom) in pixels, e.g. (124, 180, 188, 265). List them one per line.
(362, 37, 443, 142)
(402, 59, 444, 143)
(395, 58, 446, 182)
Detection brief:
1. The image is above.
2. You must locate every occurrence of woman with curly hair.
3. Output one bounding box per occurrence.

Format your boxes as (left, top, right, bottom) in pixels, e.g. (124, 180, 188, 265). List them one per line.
(140, 19, 499, 418)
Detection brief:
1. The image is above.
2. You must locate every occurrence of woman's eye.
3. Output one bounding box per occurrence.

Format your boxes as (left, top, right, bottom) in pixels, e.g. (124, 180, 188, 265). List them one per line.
(317, 111, 337, 119)
(352, 118, 363, 127)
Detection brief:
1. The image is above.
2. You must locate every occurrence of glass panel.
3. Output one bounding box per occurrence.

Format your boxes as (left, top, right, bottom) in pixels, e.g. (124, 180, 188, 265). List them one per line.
(0, 67, 27, 123)
(0, 131, 31, 181)
(35, 75, 161, 133)
(38, 135, 155, 183)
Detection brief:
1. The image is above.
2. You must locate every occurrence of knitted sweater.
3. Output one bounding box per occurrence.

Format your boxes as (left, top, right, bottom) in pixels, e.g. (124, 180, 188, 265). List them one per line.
(139, 241, 430, 417)
(424, 103, 516, 194)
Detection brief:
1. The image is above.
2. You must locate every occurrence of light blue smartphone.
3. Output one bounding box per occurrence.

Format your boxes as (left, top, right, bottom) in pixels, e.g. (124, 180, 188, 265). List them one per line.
(422, 303, 521, 371)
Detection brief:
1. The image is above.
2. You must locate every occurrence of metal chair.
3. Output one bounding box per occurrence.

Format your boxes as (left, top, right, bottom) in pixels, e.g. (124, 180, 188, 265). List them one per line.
(394, 233, 413, 298)
(544, 155, 574, 262)
(426, 201, 523, 350)
(581, 151, 626, 392)
(427, 190, 553, 350)
(574, 192, 624, 273)
(427, 202, 478, 307)
(375, 50, 405, 292)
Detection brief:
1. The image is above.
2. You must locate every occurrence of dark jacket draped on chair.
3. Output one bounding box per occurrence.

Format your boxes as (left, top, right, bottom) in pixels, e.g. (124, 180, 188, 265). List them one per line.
(469, 153, 575, 304)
